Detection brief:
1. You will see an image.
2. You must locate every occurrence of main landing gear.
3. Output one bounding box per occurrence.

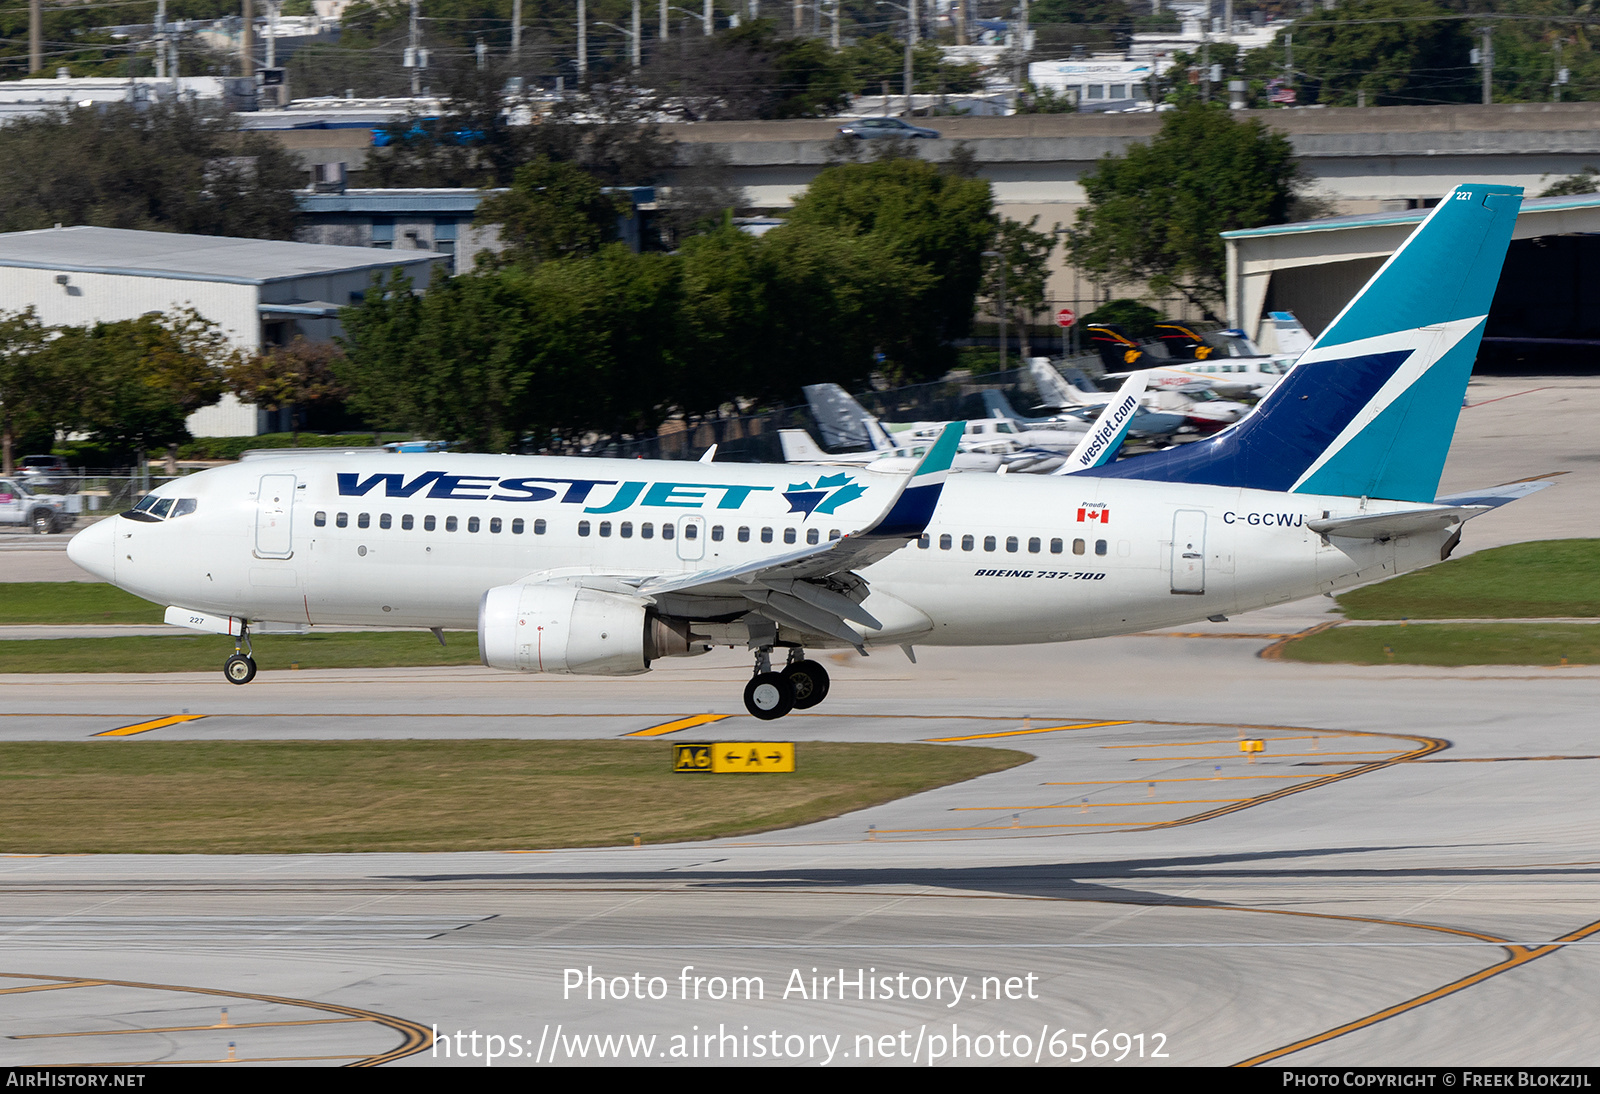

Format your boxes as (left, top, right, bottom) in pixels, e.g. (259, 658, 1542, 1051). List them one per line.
(742, 647, 831, 720)
(223, 625, 257, 685)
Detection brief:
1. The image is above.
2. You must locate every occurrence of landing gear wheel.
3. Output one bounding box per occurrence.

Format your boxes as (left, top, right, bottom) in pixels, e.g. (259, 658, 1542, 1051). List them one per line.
(224, 654, 257, 685)
(743, 672, 794, 720)
(784, 659, 830, 709)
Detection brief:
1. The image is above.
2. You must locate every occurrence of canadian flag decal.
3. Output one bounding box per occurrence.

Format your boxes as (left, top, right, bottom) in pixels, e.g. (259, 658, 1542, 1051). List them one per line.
(1077, 508, 1110, 523)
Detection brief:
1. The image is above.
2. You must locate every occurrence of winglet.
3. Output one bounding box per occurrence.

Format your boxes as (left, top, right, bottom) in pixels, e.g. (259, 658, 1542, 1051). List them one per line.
(861, 421, 961, 538)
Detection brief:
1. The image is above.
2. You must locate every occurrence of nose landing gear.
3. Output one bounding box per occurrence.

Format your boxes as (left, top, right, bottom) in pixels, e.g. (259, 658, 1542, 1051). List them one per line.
(742, 647, 832, 720)
(223, 626, 257, 685)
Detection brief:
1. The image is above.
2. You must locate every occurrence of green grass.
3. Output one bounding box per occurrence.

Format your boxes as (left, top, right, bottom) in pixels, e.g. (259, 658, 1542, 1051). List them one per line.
(1278, 623, 1600, 666)
(0, 630, 477, 673)
(0, 582, 166, 624)
(0, 740, 1030, 853)
(1337, 539, 1600, 619)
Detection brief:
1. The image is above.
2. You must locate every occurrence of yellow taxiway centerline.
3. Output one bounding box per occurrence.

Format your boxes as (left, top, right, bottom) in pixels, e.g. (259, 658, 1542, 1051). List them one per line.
(924, 720, 1133, 743)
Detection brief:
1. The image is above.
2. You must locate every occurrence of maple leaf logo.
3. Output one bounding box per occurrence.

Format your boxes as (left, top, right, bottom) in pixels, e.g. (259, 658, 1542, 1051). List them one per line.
(782, 473, 867, 519)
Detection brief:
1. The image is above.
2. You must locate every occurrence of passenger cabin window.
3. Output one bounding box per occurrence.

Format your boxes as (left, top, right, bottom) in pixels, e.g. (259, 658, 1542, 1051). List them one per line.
(513, 519, 525, 534)
(402, 514, 414, 530)
(640, 522, 653, 539)
(761, 527, 773, 544)
(961, 535, 974, 551)
(621, 521, 633, 538)
(533, 519, 544, 535)
(380, 513, 392, 529)
(1095, 539, 1108, 556)
(336, 512, 348, 528)
(783, 528, 797, 544)
(1028, 537, 1041, 553)
(425, 516, 436, 531)
(599, 521, 612, 537)
(315, 511, 327, 527)
(358, 513, 370, 529)
(939, 534, 952, 550)
(829, 529, 840, 540)
(983, 536, 996, 552)
(806, 528, 819, 545)
(1073, 538, 1086, 555)
(468, 517, 481, 533)
(683, 523, 697, 540)
(578, 521, 591, 536)
(738, 526, 750, 543)
(1006, 536, 1019, 553)
(918, 535, 929, 549)
(445, 516, 458, 532)
(662, 523, 675, 540)
(490, 517, 502, 533)
(1051, 538, 1063, 554)
(711, 525, 723, 542)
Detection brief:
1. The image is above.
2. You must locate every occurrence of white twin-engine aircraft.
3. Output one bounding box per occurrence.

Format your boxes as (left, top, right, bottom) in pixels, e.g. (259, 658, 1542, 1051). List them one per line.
(69, 183, 1548, 719)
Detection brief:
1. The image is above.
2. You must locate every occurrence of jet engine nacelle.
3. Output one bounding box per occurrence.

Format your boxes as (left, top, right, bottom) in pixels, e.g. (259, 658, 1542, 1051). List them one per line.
(478, 584, 706, 676)
(478, 583, 653, 676)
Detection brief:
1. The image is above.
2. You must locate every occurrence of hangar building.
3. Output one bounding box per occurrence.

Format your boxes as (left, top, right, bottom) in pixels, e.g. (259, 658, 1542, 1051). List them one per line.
(1223, 193, 1600, 364)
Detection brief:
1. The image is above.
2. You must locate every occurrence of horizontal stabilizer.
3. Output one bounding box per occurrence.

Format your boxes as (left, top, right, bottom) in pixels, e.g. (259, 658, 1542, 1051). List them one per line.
(1308, 506, 1488, 541)
(1434, 474, 1560, 509)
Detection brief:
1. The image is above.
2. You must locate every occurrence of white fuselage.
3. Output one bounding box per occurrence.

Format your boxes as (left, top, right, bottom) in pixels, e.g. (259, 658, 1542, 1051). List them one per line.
(76, 452, 1445, 653)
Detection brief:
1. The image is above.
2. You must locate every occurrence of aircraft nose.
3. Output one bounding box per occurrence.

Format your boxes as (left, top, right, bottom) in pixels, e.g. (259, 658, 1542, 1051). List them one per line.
(66, 517, 115, 582)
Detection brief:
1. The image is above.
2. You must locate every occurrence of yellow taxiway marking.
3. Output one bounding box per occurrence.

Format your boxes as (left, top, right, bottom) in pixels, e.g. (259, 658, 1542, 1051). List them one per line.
(1100, 735, 1357, 749)
(622, 713, 730, 738)
(954, 799, 1248, 810)
(876, 822, 1142, 832)
(15, 1016, 369, 1039)
(1237, 916, 1600, 1066)
(924, 720, 1132, 743)
(0, 980, 105, 995)
(93, 714, 206, 738)
(1045, 775, 1321, 785)
(1130, 750, 1406, 761)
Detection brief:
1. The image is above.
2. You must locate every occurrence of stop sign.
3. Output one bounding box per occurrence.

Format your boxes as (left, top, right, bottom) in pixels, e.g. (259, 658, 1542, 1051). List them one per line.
(1055, 307, 1077, 328)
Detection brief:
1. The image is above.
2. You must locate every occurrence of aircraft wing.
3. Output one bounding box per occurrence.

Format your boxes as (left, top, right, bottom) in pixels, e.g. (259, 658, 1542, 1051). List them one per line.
(620, 422, 963, 650)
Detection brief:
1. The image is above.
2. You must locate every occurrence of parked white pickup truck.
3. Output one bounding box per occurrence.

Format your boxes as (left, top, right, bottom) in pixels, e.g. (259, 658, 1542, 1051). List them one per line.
(0, 477, 76, 534)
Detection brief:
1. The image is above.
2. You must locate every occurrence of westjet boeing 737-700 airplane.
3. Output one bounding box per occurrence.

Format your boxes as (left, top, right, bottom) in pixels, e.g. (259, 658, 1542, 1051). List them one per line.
(68, 184, 1548, 719)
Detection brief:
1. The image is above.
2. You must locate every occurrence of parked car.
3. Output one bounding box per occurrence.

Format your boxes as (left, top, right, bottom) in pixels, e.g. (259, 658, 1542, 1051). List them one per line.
(0, 477, 75, 534)
(836, 117, 940, 140)
(17, 455, 71, 493)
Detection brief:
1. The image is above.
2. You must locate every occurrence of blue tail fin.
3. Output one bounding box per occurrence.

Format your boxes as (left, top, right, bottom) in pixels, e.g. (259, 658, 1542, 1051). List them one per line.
(1078, 184, 1522, 503)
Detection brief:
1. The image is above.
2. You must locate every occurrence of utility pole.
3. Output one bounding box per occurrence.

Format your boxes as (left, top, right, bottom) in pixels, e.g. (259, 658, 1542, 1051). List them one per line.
(831, 0, 840, 49)
(660, 0, 668, 41)
(1479, 24, 1492, 105)
(703, 0, 711, 35)
(241, 0, 255, 77)
(1019, 0, 1030, 85)
(408, 0, 420, 94)
(265, 0, 276, 68)
(512, 0, 521, 59)
(632, 0, 641, 69)
(155, 0, 167, 78)
(29, 0, 41, 75)
(905, 2, 915, 117)
(578, 0, 588, 78)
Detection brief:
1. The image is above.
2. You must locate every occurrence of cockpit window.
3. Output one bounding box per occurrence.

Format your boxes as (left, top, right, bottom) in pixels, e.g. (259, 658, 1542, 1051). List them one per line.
(149, 498, 174, 519)
(125, 495, 196, 521)
(170, 498, 198, 518)
(132, 495, 158, 512)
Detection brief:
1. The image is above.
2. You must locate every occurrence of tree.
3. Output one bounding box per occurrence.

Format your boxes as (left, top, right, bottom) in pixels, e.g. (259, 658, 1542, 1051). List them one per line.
(227, 339, 350, 442)
(0, 310, 62, 475)
(1541, 167, 1600, 196)
(982, 217, 1058, 360)
(643, 19, 852, 120)
(1070, 105, 1301, 318)
(54, 310, 236, 459)
(785, 154, 996, 379)
(475, 157, 633, 267)
(0, 102, 302, 239)
(1285, 0, 1474, 107)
